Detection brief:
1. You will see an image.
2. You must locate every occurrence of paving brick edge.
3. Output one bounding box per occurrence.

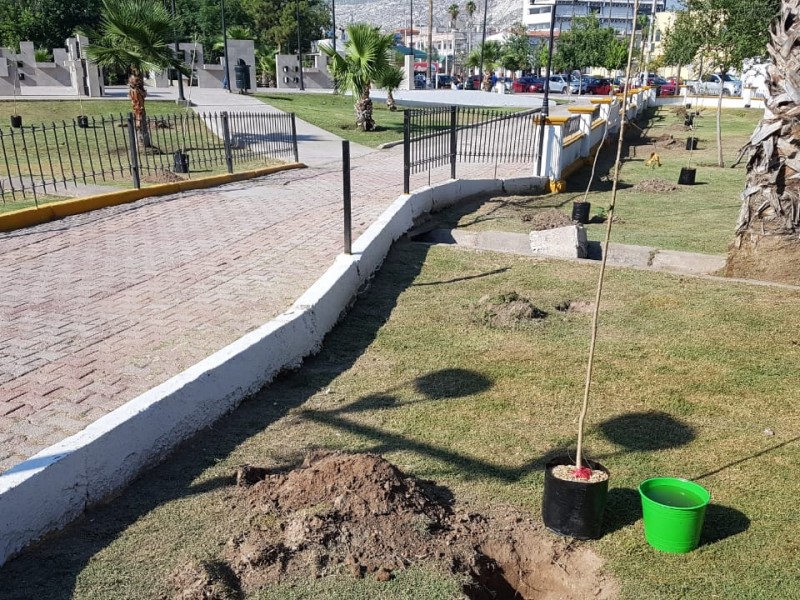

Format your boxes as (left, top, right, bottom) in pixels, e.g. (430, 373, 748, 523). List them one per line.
(0, 174, 546, 566)
(0, 163, 306, 233)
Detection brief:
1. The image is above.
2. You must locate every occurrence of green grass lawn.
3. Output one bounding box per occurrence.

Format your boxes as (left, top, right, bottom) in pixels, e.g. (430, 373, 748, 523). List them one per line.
(432, 106, 762, 255)
(256, 93, 407, 148)
(2, 239, 798, 599)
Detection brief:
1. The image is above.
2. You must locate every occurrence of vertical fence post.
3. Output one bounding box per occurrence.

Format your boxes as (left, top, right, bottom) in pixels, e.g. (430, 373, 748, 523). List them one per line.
(221, 111, 234, 174)
(449, 105, 457, 180)
(126, 113, 141, 189)
(403, 110, 410, 194)
(290, 113, 299, 163)
(342, 140, 352, 255)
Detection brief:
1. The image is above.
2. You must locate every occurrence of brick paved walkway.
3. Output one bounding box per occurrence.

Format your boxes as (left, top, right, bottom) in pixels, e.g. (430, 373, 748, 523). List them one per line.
(0, 94, 535, 472)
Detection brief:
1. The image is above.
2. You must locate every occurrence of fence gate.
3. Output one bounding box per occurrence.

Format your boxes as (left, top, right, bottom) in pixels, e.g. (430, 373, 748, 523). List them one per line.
(403, 105, 542, 193)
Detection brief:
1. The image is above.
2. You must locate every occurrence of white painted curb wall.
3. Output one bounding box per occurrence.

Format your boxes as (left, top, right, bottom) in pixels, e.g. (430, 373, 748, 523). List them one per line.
(0, 174, 546, 566)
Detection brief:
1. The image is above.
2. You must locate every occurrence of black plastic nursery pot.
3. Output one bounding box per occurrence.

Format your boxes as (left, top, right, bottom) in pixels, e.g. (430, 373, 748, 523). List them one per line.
(77, 115, 90, 128)
(678, 167, 697, 185)
(685, 137, 698, 150)
(10, 115, 22, 128)
(173, 151, 190, 173)
(571, 201, 591, 225)
(542, 456, 610, 540)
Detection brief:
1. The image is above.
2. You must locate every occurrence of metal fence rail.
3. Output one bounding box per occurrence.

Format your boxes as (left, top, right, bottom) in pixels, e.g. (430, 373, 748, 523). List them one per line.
(0, 110, 299, 206)
(403, 105, 541, 193)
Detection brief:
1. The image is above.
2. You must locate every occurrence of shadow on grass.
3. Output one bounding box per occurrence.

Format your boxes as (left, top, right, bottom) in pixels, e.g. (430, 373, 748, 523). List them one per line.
(700, 503, 750, 546)
(599, 411, 696, 452)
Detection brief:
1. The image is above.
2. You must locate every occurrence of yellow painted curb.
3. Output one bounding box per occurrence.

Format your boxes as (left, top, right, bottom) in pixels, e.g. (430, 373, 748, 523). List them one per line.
(534, 115, 571, 125)
(590, 98, 613, 105)
(0, 163, 306, 233)
(548, 179, 567, 193)
(567, 106, 597, 115)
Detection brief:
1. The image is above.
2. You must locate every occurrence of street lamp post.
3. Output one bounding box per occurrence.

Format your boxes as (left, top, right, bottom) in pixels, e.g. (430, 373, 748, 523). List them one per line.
(535, 0, 556, 176)
(478, 0, 488, 89)
(171, 0, 186, 102)
(331, 0, 336, 56)
(296, 0, 305, 90)
(221, 0, 231, 91)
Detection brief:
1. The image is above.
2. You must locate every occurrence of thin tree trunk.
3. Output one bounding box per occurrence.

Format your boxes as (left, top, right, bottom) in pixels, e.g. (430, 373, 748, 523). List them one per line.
(716, 81, 724, 167)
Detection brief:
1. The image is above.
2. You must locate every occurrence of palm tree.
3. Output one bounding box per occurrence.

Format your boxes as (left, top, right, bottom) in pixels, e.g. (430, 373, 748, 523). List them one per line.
(378, 65, 405, 111)
(448, 3, 460, 28)
(728, 0, 800, 282)
(466, 41, 501, 90)
(465, 0, 477, 54)
(81, 0, 183, 141)
(321, 23, 395, 131)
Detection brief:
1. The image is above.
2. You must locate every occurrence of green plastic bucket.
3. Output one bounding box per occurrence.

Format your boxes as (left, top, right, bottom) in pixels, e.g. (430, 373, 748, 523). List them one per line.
(639, 477, 710, 553)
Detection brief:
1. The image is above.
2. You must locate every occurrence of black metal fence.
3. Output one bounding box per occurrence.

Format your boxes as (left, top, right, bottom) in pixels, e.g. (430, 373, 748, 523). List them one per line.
(0, 110, 299, 205)
(403, 105, 542, 193)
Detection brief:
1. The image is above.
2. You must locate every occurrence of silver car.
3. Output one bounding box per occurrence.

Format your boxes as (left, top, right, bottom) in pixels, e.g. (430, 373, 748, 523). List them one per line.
(547, 74, 570, 93)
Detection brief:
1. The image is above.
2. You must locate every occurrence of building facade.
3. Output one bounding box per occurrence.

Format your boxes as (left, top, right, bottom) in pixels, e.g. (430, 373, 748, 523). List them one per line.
(523, 0, 667, 35)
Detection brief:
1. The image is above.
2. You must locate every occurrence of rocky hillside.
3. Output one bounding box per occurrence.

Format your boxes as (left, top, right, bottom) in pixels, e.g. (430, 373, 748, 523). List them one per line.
(333, 0, 524, 34)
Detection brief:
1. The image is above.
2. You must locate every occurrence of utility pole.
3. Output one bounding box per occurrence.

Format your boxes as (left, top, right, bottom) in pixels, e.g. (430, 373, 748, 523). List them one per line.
(170, 0, 185, 102)
(427, 0, 433, 87)
(296, 0, 305, 90)
(221, 0, 231, 91)
(478, 0, 489, 89)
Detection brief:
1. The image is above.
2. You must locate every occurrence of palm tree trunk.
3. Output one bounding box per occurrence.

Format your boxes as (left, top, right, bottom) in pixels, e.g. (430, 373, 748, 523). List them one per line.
(386, 90, 397, 111)
(128, 70, 151, 147)
(726, 0, 800, 283)
(355, 90, 375, 131)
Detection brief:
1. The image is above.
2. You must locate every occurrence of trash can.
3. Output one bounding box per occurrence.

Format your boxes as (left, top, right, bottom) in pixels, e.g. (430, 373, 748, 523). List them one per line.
(234, 58, 251, 94)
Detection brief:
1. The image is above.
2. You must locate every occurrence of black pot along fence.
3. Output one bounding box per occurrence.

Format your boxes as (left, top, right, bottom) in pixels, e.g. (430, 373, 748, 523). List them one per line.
(0, 110, 299, 206)
(403, 105, 542, 193)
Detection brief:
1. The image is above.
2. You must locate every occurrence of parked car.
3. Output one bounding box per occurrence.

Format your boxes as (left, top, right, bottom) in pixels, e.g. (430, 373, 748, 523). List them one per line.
(569, 76, 590, 94)
(547, 74, 570, 93)
(586, 77, 612, 95)
(414, 74, 426, 89)
(511, 76, 545, 93)
(691, 73, 742, 96)
(434, 74, 452, 89)
(650, 76, 668, 96)
(660, 79, 679, 96)
(461, 74, 481, 90)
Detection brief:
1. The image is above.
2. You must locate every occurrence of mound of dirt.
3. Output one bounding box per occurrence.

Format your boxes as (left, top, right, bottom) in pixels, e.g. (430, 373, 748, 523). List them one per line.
(170, 452, 616, 600)
(632, 179, 678, 193)
(521, 209, 574, 230)
(475, 292, 548, 329)
(142, 171, 187, 184)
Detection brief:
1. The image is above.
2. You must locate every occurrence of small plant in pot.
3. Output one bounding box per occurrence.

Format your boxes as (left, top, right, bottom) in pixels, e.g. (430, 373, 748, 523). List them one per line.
(542, 34, 639, 542)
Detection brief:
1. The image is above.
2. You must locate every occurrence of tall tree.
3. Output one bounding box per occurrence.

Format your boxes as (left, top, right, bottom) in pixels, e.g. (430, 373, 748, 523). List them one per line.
(0, 0, 103, 50)
(727, 0, 800, 283)
(553, 14, 616, 73)
(501, 23, 535, 74)
(661, 9, 701, 87)
(321, 23, 395, 131)
(241, 0, 330, 54)
(448, 3, 460, 28)
(81, 0, 184, 139)
(687, 0, 778, 166)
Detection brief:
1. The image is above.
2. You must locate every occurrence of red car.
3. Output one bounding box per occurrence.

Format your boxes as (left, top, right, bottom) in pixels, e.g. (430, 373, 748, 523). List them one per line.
(511, 76, 545, 93)
(660, 78, 680, 96)
(586, 77, 612, 95)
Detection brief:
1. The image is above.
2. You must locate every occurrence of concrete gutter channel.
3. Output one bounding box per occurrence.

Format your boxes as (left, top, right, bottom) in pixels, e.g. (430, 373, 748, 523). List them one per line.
(412, 228, 727, 276)
(0, 174, 545, 566)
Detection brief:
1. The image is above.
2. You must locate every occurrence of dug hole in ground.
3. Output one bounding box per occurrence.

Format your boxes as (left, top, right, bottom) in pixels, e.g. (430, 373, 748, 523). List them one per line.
(170, 451, 617, 600)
